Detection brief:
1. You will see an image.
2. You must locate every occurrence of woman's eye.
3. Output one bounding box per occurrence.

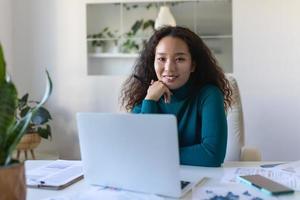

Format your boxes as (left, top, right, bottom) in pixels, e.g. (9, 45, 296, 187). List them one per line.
(157, 57, 166, 62)
(175, 57, 185, 62)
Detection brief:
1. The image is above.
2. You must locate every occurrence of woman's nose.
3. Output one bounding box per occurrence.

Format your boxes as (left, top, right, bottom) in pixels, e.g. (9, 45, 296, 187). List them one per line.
(164, 59, 175, 71)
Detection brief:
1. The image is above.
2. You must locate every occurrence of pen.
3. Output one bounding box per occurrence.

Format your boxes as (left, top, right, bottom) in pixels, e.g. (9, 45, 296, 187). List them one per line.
(260, 163, 285, 168)
(133, 75, 150, 86)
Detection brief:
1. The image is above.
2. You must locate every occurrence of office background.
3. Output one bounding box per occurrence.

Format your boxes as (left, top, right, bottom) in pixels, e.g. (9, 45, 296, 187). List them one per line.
(0, 0, 300, 161)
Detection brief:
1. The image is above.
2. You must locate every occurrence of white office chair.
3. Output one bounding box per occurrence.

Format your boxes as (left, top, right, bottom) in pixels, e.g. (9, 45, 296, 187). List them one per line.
(225, 74, 262, 161)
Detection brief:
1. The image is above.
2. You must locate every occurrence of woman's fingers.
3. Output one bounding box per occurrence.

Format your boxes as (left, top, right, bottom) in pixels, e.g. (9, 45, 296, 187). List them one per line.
(163, 88, 172, 103)
(145, 80, 172, 102)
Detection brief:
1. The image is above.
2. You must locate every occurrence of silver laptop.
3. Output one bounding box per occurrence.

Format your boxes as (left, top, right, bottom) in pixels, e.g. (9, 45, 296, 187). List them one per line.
(76, 113, 198, 198)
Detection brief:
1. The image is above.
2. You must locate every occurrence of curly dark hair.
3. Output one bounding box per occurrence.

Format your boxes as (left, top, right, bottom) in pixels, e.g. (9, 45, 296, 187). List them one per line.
(120, 26, 232, 111)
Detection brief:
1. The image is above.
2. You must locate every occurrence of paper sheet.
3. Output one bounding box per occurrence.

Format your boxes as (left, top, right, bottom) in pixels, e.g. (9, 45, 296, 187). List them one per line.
(193, 186, 278, 200)
(221, 167, 300, 191)
(273, 160, 300, 175)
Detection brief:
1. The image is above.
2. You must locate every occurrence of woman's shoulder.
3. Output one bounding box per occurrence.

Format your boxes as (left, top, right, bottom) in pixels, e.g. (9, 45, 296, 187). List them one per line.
(194, 84, 224, 108)
(197, 84, 223, 97)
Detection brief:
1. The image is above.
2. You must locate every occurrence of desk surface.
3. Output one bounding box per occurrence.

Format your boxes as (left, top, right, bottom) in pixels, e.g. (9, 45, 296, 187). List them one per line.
(26, 161, 299, 200)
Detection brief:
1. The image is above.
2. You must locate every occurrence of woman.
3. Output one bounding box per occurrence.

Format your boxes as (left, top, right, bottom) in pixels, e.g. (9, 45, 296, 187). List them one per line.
(120, 26, 232, 167)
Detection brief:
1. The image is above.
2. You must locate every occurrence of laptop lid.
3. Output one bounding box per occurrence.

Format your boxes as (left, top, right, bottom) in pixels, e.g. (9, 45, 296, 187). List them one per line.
(76, 113, 183, 198)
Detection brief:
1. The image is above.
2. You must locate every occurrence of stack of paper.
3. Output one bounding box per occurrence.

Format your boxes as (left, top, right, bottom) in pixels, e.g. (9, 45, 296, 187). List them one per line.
(26, 160, 83, 190)
(41, 187, 164, 200)
(221, 160, 300, 191)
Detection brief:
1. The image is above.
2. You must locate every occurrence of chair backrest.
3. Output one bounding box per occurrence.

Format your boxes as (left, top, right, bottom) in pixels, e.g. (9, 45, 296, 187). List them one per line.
(225, 74, 245, 161)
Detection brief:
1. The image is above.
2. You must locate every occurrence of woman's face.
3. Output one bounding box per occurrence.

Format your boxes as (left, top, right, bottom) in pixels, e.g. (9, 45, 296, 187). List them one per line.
(154, 36, 194, 90)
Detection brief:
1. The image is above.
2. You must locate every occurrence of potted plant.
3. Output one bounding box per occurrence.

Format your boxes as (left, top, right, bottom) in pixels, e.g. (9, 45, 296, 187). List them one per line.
(15, 93, 52, 160)
(87, 28, 107, 53)
(88, 27, 119, 53)
(0, 43, 52, 200)
(104, 28, 119, 53)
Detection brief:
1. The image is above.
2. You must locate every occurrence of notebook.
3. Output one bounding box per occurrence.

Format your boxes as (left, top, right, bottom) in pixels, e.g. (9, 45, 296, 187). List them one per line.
(26, 160, 83, 190)
(76, 113, 202, 198)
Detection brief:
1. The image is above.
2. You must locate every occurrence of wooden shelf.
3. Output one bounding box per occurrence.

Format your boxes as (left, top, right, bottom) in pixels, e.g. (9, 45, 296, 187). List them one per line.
(201, 34, 232, 39)
(88, 53, 139, 58)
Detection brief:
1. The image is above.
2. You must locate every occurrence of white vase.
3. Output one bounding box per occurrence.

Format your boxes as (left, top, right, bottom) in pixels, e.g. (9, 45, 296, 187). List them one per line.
(155, 6, 176, 30)
(104, 40, 118, 53)
(94, 46, 103, 53)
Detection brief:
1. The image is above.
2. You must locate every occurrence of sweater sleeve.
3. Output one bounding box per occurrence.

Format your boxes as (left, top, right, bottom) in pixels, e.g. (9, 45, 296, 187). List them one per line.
(179, 87, 227, 167)
(131, 99, 159, 113)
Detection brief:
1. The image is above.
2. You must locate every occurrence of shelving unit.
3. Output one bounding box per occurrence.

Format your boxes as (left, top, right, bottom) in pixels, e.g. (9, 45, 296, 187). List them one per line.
(89, 53, 139, 58)
(86, 0, 232, 75)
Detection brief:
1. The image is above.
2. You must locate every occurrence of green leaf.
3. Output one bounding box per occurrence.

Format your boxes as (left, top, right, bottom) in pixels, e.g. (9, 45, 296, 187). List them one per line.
(103, 27, 109, 33)
(37, 125, 51, 140)
(0, 43, 6, 85)
(18, 93, 29, 109)
(47, 124, 52, 139)
(0, 82, 18, 151)
(131, 20, 143, 35)
(32, 70, 53, 112)
(4, 112, 32, 165)
(31, 107, 52, 125)
(143, 20, 155, 30)
(20, 106, 30, 118)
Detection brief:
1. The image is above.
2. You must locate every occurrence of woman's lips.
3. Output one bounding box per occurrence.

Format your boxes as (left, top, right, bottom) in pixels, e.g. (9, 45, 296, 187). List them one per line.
(162, 75, 179, 83)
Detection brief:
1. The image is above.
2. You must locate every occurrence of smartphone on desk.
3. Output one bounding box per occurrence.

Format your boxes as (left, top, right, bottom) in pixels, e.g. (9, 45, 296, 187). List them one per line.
(238, 175, 294, 195)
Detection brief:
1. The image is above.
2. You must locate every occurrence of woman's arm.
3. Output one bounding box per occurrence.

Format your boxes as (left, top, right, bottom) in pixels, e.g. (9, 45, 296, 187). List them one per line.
(180, 87, 227, 167)
(131, 99, 159, 113)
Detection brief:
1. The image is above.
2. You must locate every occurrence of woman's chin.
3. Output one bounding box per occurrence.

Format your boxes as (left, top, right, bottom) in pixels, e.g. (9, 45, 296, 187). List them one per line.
(165, 83, 180, 90)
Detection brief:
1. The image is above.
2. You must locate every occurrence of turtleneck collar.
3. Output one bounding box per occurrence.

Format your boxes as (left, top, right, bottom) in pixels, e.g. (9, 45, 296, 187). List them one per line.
(170, 78, 193, 102)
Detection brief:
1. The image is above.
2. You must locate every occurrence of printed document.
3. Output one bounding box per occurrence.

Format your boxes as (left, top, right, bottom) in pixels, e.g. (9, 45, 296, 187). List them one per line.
(221, 167, 300, 191)
(273, 160, 300, 174)
(193, 186, 278, 200)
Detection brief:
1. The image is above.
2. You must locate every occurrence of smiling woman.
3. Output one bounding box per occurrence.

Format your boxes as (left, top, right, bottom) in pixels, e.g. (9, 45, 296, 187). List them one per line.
(120, 26, 233, 167)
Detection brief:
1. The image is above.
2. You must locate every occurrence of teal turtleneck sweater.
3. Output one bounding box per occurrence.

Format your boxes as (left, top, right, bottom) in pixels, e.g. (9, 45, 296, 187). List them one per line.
(132, 81, 227, 167)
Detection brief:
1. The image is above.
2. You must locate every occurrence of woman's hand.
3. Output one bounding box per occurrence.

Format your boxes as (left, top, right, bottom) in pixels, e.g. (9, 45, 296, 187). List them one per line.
(145, 80, 172, 103)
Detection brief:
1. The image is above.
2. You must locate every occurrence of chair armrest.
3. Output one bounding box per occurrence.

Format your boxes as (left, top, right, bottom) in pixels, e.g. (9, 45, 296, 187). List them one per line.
(241, 146, 262, 161)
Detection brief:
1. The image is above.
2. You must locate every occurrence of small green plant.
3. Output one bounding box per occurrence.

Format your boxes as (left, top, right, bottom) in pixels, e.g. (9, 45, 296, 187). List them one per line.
(121, 19, 154, 53)
(121, 39, 139, 53)
(17, 93, 52, 140)
(0, 43, 52, 166)
(128, 19, 154, 36)
(87, 27, 119, 47)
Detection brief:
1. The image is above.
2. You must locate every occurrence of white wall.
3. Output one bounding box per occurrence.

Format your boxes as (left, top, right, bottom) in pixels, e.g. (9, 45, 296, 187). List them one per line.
(11, 0, 126, 159)
(8, 0, 300, 160)
(0, 0, 13, 71)
(233, 0, 300, 160)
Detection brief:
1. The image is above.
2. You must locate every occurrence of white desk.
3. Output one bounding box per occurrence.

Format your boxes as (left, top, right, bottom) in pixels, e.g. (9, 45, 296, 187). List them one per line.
(26, 161, 299, 200)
